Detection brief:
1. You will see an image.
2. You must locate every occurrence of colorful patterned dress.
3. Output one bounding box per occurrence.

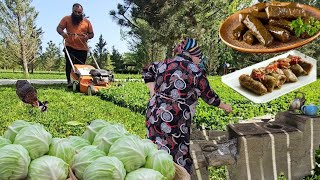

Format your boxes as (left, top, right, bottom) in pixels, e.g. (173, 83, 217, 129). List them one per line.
(142, 55, 221, 173)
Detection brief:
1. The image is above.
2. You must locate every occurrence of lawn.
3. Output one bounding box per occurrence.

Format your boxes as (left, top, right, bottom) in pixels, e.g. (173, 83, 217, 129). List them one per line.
(0, 70, 142, 80)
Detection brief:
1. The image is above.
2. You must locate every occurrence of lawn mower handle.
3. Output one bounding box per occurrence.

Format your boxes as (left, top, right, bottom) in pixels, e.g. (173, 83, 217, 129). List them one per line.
(62, 39, 76, 72)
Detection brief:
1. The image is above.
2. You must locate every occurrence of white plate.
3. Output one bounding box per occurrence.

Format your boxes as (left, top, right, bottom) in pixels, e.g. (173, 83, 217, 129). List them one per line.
(221, 50, 318, 103)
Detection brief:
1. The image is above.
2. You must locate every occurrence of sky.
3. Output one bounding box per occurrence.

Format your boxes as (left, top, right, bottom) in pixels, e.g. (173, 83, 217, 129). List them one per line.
(31, 0, 130, 53)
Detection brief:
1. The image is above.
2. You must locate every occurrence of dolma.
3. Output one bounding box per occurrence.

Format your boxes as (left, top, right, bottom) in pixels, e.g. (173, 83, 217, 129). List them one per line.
(243, 30, 256, 45)
(233, 23, 248, 40)
(298, 61, 313, 75)
(268, 19, 294, 33)
(261, 75, 277, 92)
(290, 64, 306, 76)
(276, 58, 290, 69)
(239, 74, 268, 95)
(239, 13, 249, 23)
(265, 6, 307, 19)
(265, 25, 291, 43)
(251, 12, 269, 24)
(269, 70, 287, 88)
(249, 2, 266, 13)
(288, 55, 312, 75)
(281, 68, 298, 82)
(243, 15, 274, 46)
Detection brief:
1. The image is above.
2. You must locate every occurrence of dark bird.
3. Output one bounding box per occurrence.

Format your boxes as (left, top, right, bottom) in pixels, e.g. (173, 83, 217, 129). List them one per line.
(16, 80, 48, 112)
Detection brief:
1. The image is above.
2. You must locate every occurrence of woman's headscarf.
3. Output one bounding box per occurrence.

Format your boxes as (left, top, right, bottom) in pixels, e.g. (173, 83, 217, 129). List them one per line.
(173, 38, 203, 58)
(173, 38, 207, 73)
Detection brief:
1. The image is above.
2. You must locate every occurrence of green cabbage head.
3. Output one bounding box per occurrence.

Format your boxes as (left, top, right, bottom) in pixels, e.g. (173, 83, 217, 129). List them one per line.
(27, 155, 68, 180)
(83, 156, 126, 180)
(93, 124, 129, 154)
(108, 135, 146, 172)
(0, 144, 30, 180)
(66, 136, 90, 152)
(81, 119, 111, 144)
(145, 150, 175, 180)
(3, 120, 31, 142)
(72, 145, 106, 179)
(14, 124, 52, 160)
(48, 138, 76, 166)
(142, 139, 158, 157)
(0, 136, 11, 148)
(125, 168, 165, 180)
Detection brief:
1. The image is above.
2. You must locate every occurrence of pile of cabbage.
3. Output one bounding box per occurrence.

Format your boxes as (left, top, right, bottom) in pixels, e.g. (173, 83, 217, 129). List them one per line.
(0, 120, 176, 180)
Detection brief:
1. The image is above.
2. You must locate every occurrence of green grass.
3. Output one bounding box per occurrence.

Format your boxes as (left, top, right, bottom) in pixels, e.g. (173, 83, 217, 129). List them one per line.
(0, 84, 146, 138)
(0, 70, 142, 80)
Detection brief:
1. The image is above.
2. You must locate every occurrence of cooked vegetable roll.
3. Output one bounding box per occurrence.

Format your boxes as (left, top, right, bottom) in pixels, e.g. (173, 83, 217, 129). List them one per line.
(233, 23, 248, 40)
(261, 75, 277, 92)
(269, 71, 287, 88)
(281, 68, 298, 82)
(298, 61, 313, 75)
(265, 6, 307, 19)
(243, 15, 274, 46)
(243, 30, 256, 45)
(239, 74, 268, 95)
(290, 64, 306, 76)
(268, 19, 294, 33)
(239, 13, 249, 23)
(265, 25, 291, 43)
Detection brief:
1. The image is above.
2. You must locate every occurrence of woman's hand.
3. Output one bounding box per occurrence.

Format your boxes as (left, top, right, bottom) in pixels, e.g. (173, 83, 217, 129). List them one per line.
(218, 102, 233, 114)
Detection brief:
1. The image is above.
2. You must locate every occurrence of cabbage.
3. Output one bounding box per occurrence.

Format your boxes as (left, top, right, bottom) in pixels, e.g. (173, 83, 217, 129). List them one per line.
(0, 144, 30, 180)
(125, 168, 165, 180)
(142, 139, 158, 157)
(72, 145, 106, 179)
(3, 120, 31, 142)
(108, 135, 146, 172)
(93, 124, 129, 154)
(83, 156, 126, 180)
(145, 150, 175, 180)
(48, 138, 76, 165)
(28, 155, 68, 180)
(81, 119, 111, 144)
(14, 124, 52, 159)
(0, 136, 11, 148)
(66, 136, 90, 151)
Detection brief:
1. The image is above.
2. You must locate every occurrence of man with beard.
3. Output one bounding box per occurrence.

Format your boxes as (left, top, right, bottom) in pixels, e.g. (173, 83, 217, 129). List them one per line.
(57, 3, 94, 87)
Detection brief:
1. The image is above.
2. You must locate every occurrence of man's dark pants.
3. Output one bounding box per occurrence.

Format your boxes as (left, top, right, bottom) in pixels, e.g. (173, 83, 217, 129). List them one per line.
(64, 46, 88, 83)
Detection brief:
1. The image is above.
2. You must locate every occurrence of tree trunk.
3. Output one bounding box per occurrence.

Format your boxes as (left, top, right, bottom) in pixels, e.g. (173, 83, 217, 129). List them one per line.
(21, 44, 29, 78)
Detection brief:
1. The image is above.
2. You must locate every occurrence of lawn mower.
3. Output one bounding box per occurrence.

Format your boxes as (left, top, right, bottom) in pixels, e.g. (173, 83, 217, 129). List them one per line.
(63, 38, 114, 95)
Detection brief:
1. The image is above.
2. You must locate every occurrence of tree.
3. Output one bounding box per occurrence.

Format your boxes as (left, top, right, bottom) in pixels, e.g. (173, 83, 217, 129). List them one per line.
(39, 41, 61, 71)
(0, 0, 42, 77)
(92, 34, 113, 70)
(110, 46, 123, 72)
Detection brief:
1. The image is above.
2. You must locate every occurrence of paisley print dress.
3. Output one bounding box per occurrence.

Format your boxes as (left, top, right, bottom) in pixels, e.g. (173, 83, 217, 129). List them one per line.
(142, 55, 221, 173)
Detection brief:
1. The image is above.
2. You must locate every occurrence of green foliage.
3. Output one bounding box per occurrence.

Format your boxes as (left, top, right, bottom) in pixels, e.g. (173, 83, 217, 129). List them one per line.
(99, 77, 320, 130)
(290, 17, 320, 37)
(0, 84, 146, 138)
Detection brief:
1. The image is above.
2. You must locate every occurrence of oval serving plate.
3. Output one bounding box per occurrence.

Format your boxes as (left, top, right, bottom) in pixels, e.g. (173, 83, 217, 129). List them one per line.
(219, 3, 320, 53)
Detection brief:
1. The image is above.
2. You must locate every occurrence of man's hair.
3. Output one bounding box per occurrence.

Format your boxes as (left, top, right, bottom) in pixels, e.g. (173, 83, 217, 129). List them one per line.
(72, 3, 83, 10)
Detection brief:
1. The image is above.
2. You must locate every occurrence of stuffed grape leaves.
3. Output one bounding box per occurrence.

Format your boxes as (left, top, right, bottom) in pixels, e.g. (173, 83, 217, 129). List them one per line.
(290, 64, 306, 76)
(281, 69, 298, 82)
(269, 70, 287, 88)
(287, 55, 313, 75)
(298, 61, 313, 75)
(265, 25, 291, 42)
(243, 30, 256, 45)
(233, 23, 248, 40)
(268, 19, 294, 33)
(261, 75, 277, 92)
(243, 15, 274, 46)
(265, 6, 307, 19)
(239, 74, 268, 95)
